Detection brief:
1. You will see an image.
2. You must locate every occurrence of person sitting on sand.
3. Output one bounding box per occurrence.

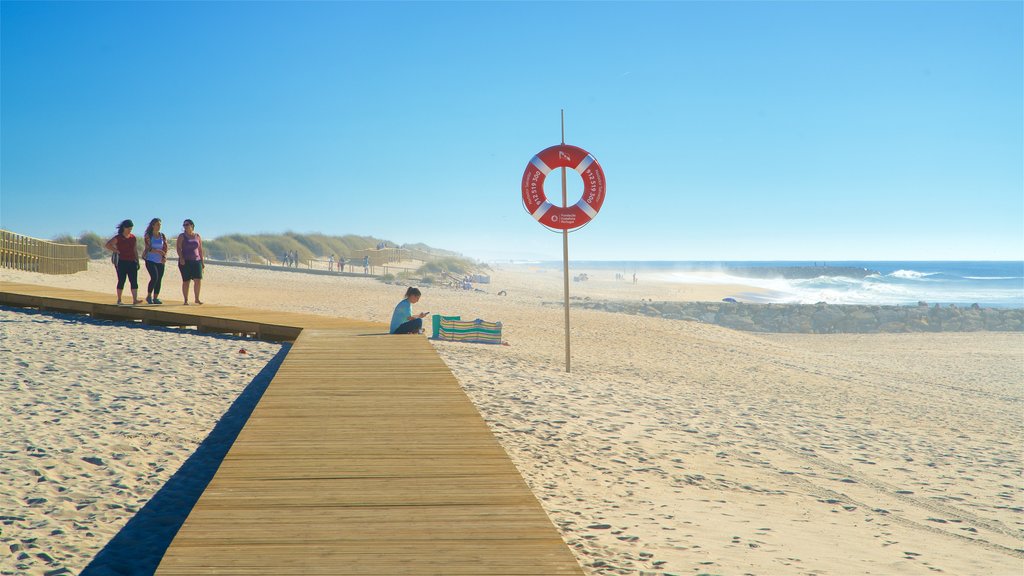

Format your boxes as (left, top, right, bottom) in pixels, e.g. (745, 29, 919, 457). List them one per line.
(390, 287, 429, 334)
(105, 219, 143, 305)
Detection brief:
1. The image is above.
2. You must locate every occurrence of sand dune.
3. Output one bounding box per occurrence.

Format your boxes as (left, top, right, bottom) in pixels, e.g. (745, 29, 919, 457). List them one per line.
(1, 261, 1021, 575)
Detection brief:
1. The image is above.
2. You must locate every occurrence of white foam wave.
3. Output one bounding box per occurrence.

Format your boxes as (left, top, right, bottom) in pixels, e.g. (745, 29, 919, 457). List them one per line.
(655, 270, 1023, 307)
(888, 269, 939, 280)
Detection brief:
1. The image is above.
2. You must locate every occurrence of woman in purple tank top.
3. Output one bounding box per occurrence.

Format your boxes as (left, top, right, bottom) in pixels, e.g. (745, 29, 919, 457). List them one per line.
(176, 218, 205, 305)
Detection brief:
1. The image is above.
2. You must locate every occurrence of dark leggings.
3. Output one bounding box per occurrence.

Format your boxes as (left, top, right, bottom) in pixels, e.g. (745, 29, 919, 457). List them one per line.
(146, 261, 165, 295)
(116, 260, 139, 290)
(392, 318, 422, 334)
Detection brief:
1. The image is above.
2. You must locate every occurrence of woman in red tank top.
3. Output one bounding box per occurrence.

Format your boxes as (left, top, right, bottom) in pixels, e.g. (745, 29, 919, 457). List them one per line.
(104, 219, 142, 305)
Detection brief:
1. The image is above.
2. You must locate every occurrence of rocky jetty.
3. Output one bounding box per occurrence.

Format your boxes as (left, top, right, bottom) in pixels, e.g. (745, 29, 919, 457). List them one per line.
(556, 299, 1024, 334)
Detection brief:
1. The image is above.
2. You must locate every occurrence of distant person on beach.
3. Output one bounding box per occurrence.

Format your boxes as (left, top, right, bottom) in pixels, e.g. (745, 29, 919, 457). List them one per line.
(390, 287, 429, 334)
(105, 219, 142, 305)
(363, 255, 370, 274)
(328, 254, 335, 271)
(142, 218, 168, 304)
(338, 255, 345, 273)
(176, 219, 205, 305)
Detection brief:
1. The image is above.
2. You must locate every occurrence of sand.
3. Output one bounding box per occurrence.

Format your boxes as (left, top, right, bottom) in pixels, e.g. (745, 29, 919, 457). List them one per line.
(0, 305, 284, 575)
(1, 261, 1022, 575)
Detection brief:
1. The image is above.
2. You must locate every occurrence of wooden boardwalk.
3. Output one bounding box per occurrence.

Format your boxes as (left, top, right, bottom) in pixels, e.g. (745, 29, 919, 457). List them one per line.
(0, 281, 377, 339)
(0, 282, 583, 575)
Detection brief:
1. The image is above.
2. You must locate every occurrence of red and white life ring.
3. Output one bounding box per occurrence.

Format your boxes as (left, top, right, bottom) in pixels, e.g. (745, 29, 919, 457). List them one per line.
(521, 144, 606, 231)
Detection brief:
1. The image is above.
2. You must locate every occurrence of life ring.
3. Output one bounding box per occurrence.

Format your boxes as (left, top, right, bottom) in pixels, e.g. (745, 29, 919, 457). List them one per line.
(521, 144, 606, 231)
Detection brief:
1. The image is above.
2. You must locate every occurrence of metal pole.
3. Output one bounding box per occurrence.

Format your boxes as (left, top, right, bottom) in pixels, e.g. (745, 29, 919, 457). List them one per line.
(561, 109, 571, 373)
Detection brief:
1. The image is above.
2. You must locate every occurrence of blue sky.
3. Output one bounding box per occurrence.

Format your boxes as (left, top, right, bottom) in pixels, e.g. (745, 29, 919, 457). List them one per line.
(2, 1, 1021, 262)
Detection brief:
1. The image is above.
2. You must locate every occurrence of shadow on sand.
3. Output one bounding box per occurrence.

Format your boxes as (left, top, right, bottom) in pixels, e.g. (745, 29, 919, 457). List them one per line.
(80, 344, 291, 576)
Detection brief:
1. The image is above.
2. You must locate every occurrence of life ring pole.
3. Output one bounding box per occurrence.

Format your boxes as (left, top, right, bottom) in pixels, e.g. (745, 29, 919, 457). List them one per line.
(561, 109, 571, 373)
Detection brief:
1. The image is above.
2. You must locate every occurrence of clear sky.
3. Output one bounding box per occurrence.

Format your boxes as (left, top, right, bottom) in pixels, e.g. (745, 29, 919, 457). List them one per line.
(2, 1, 1021, 262)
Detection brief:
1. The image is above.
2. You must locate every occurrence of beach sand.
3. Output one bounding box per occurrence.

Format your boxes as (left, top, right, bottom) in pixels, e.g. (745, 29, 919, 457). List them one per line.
(2, 261, 1021, 575)
(0, 305, 284, 575)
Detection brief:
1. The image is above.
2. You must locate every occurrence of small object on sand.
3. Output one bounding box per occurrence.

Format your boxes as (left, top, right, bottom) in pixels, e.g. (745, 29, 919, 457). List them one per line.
(238, 348, 248, 354)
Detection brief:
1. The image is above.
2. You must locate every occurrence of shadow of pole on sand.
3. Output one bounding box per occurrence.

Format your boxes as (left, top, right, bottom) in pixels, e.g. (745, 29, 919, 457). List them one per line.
(80, 344, 291, 576)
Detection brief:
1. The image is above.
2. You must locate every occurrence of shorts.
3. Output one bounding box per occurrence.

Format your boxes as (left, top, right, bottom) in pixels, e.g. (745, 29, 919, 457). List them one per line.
(180, 260, 203, 281)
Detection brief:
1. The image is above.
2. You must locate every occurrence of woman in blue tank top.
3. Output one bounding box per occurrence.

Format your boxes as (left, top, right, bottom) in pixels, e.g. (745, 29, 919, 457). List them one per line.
(143, 218, 167, 304)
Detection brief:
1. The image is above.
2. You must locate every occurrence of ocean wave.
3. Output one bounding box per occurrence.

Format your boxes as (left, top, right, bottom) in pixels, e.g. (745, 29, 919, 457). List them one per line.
(656, 270, 1023, 307)
(888, 269, 939, 280)
(772, 283, 1022, 307)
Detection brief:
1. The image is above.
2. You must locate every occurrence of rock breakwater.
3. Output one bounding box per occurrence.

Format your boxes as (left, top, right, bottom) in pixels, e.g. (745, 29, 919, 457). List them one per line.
(555, 299, 1024, 333)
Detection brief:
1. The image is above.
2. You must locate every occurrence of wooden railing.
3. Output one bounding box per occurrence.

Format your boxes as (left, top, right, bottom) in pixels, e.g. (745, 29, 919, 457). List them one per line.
(350, 247, 433, 267)
(0, 229, 89, 274)
(204, 247, 436, 269)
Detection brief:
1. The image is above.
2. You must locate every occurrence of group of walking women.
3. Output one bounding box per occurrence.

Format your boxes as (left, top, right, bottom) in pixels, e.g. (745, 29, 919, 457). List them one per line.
(107, 217, 431, 335)
(105, 218, 205, 305)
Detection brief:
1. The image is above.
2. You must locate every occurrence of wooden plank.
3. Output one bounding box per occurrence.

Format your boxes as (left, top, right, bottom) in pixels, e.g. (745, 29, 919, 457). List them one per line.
(0, 281, 374, 339)
(156, 541, 583, 575)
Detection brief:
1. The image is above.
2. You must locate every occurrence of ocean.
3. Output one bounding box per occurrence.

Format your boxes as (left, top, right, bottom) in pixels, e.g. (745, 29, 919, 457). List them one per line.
(536, 261, 1024, 308)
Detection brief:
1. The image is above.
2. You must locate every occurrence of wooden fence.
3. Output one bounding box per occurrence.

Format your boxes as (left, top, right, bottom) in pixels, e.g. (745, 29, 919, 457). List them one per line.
(350, 247, 433, 267)
(0, 229, 88, 274)
(204, 247, 436, 270)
